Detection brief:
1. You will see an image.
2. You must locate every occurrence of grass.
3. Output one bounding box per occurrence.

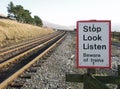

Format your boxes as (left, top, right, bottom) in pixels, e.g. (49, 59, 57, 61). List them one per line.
(112, 38, 120, 43)
(0, 19, 54, 47)
(111, 32, 120, 43)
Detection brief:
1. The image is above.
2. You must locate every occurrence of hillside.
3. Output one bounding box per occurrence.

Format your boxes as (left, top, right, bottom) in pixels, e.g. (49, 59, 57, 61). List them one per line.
(43, 21, 74, 30)
(0, 19, 54, 47)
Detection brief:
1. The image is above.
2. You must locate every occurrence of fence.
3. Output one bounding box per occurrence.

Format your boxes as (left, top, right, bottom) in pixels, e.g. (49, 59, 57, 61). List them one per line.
(112, 32, 120, 41)
(66, 65, 120, 89)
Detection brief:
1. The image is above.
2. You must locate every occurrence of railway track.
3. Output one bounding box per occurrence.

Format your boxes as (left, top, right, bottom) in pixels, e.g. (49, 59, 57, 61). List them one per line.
(0, 31, 66, 89)
(0, 31, 59, 53)
(0, 31, 62, 68)
(0, 31, 59, 63)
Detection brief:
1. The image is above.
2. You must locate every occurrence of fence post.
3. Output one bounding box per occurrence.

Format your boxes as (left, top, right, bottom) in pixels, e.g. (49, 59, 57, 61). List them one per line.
(119, 33, 120, 41)
(117, 65, 120, 88)
(83, 69, 96, 89)
(112, 32, 114, 39)
(117, 65, 120, 89)
(87, 69, 96, 74)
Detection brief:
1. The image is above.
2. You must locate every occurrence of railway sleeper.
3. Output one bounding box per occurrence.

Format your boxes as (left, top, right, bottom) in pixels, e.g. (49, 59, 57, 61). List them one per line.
(20, 74, 31, 79)
(32, 59, 44, 67)
(39, 60, 46, 64)
(32, 64, 41, 67)
(27, 68, 37, 73)
(42, 50, 54, 59)
(9, 81, 24, 88)
(42, 56, 48, 60)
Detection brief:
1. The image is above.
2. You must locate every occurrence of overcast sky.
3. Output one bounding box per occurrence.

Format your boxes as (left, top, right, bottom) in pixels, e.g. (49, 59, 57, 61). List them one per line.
(0, 0, 120, 28)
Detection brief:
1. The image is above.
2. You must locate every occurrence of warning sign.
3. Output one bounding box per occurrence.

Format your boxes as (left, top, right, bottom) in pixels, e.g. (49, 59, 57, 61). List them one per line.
(77, 20, 111, 68)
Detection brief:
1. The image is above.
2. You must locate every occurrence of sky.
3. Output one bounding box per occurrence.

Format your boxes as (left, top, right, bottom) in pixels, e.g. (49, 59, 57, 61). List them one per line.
(0, 0, 120, 30)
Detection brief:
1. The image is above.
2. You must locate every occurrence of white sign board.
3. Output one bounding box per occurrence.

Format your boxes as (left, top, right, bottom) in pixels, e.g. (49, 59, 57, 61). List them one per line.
(77, 20, 111, 68)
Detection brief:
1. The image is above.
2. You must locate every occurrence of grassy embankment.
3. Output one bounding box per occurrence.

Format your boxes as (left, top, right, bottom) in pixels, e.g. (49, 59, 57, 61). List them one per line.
(111, 32, 120, 43)
(0, 19, 54, 47)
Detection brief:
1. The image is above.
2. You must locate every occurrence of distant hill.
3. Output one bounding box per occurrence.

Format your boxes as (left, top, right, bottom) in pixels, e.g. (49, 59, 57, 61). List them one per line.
(112, 24, 120, 32)
(43, 21, 74, 31)
(0, 14, 7, 17)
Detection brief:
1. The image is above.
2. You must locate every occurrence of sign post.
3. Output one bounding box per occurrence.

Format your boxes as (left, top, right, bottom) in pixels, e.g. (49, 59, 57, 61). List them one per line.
(77, 20, 111, 68)
(65, 20, 120, 89)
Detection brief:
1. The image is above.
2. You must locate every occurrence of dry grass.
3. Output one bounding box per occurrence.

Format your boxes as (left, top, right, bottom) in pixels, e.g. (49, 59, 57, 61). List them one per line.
(112, 38, 120, 43)
(0, 19, 54, 47)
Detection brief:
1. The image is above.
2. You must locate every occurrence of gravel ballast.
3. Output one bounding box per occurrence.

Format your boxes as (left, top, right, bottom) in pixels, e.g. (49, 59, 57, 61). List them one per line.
(7, 32, 120, 89)
(21, 32, 85, 89)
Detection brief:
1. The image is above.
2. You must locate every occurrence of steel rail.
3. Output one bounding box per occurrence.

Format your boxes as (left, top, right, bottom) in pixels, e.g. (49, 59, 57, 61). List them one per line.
(0, 32, 61, 63)
(0, 32, 66, 89)
(0, 32, 65, 69)
(0, 31, 59, 53)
